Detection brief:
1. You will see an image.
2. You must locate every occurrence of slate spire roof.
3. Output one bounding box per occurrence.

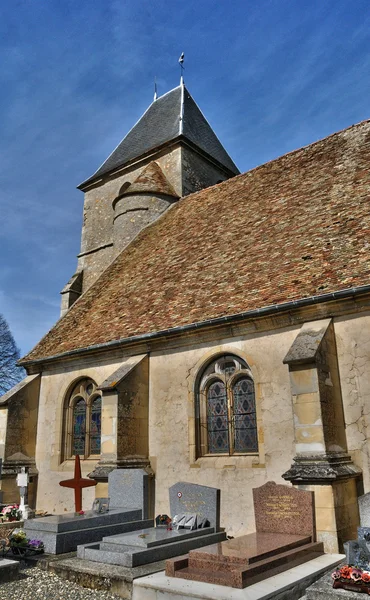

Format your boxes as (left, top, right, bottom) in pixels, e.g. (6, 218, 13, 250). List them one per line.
(79, 84, 239, 188)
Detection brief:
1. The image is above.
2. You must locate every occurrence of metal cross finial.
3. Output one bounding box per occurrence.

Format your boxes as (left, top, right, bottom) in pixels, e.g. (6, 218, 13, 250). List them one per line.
(178, 52, 185, 84)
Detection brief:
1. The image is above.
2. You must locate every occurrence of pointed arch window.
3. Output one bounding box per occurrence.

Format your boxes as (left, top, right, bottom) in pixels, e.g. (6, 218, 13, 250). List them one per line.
(63, 378, 102, 460)
(196, 354, 258, 456)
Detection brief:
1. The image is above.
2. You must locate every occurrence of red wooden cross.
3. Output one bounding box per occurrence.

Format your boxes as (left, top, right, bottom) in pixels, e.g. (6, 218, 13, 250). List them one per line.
(59, 455, 97, 512)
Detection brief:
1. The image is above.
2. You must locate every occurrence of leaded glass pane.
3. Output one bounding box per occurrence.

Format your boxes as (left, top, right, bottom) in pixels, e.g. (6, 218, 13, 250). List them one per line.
(232, 377, 258, 452)
(207, 381, 229, 453)
(73, 398, 86, 455)
(90, 396, 101, 455)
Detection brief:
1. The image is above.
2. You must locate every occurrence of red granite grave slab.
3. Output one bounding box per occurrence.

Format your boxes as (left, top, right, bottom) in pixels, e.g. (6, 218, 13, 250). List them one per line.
(166, 541, 324, 588)
(253, 481, 316, 539)
(165, 481, 321, 588)
(187, 532, 311, 567)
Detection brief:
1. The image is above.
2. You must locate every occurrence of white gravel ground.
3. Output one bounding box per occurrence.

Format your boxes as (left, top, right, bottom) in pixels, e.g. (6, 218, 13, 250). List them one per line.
(0, 566, 123, 600)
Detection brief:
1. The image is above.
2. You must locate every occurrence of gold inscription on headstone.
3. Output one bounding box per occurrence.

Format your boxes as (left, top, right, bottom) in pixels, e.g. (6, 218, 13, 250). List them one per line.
(264, 495, 300, 518)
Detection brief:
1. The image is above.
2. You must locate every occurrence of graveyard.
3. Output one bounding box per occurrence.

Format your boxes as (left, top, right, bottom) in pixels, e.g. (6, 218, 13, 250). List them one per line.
(2, 12, 370, 599)
(0, 463, 357, 599)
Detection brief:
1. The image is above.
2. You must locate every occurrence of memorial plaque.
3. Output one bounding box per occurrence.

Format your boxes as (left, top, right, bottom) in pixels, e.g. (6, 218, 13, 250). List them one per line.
(252, 481, 315, 538)
(169, 482, 220, 531)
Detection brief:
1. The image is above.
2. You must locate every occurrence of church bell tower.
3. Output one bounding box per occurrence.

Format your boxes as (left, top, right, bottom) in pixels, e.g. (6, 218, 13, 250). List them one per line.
(60, 81, 239, 316)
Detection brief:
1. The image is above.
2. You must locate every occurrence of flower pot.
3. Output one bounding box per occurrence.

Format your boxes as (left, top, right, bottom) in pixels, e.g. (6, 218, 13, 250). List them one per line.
(27, 548, 44, 556)
(333, 580, 370, 595)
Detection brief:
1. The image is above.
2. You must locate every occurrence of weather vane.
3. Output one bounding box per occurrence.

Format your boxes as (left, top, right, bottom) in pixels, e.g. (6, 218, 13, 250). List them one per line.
(179, 52, 185, 84)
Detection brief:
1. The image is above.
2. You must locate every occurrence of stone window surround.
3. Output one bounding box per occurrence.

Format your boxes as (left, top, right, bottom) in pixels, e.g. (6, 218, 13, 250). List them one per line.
(188, 348, 265, 469)
(61, 377, 102, 462)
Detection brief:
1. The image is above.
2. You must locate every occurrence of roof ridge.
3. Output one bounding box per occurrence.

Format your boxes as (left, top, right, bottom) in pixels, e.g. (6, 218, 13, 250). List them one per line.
(228, 117, 370, 184)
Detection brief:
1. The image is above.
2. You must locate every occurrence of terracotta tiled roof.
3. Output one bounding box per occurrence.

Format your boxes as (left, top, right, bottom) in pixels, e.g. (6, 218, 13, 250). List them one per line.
(22, 120, 370, 363)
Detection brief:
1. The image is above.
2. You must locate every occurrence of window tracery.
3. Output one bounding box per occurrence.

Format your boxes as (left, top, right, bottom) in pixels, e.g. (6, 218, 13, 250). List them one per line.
(63, 378, 101, 460)
(196, 354, 258, 456)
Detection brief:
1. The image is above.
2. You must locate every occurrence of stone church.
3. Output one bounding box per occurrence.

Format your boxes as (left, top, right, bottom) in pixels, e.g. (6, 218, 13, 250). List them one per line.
(1, 80, 370, 553)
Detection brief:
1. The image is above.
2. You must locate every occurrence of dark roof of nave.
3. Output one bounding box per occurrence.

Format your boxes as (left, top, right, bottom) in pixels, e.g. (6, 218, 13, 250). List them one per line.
(22, 119, 370, 364)
(79, 85, 239, 188)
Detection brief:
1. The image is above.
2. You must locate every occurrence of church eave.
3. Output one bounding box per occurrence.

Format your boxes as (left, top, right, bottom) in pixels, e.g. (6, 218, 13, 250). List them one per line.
(18, 283, 370, 371)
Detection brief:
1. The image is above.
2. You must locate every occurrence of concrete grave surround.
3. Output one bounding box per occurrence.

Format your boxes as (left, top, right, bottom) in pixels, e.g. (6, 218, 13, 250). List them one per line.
(302, 563, 360, 600)
(24, 508, 152, 554)
(133, 554, 345, 600)
(108, 469, 152, 519)
(0, 558, 20, 582)
(169, 481, 220, 531)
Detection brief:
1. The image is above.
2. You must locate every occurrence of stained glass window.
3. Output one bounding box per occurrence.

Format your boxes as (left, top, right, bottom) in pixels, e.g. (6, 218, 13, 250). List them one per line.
(90, 396, 102, 455)
(72, 398, 86, 455)
(65, 378, 102, 460)
(207, 381, 229, 453)
(197, 354, 258, 456)
(232, 377, 258, 452)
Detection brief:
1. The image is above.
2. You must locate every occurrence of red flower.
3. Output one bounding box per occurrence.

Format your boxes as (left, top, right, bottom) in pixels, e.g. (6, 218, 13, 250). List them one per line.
(362, 572, 370, 583)
(340, 566, 353, 579)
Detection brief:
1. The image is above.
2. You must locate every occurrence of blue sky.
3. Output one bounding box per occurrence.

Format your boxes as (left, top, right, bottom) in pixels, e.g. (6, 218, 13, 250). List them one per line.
(1, 0, 370, 356)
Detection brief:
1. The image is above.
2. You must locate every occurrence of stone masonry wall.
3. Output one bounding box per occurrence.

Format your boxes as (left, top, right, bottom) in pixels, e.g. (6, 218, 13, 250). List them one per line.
(181, 145, 230, 196)
(77, 148, 182, 292)
(149, 326, 298, 537)
(34, 356, 128, 513)
(335, 313, 370, 492)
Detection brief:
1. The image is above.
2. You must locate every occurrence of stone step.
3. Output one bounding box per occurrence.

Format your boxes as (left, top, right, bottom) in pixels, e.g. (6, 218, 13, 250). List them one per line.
(170, 565, 233, 587)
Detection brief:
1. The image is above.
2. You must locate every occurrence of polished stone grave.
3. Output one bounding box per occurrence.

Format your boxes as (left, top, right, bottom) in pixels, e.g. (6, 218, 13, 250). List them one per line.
(24, 508, 153, 554)
(77, 482, 227, 567)
(169, 482, 219, 530)
(78, 526, 226, 567)
(24, 467, 155, 554)
(109, 469, 153, 519)
(166, 481, 324, 589)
